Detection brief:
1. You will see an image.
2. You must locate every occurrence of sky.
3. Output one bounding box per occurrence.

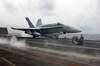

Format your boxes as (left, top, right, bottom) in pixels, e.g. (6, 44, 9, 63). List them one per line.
(0, 0, 100, 34)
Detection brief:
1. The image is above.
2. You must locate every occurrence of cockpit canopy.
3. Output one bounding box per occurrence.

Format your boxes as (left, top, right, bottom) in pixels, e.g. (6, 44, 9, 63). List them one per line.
(56, 22, 63, 25)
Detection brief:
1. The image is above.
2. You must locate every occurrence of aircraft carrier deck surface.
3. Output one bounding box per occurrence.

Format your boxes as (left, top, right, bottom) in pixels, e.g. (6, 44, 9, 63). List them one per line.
(0, 36, 100, 66)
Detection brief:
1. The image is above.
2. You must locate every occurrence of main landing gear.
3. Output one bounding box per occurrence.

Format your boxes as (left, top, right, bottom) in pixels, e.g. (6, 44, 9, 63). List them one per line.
(33, 36, 36, 38)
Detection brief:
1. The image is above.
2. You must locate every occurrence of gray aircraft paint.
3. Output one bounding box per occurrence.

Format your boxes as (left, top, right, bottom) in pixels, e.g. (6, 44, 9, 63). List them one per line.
(36, 19, 42, 27)
(26, 17, 34, 28)
(11, 17, 82, 39)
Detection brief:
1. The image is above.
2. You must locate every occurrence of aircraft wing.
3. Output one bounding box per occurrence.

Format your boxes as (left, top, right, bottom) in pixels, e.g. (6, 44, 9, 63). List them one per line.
(11, 26, 62, 31)
(11, 27, 40, 31)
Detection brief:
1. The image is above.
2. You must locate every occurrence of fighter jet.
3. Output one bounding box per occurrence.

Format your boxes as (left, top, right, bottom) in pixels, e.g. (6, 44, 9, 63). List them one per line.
(11, 17, 82, 39)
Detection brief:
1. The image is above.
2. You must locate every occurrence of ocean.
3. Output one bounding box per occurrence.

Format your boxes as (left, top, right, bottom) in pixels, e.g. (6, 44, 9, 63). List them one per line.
(10, 33, 100, 40)
(59, 34, 100, 40)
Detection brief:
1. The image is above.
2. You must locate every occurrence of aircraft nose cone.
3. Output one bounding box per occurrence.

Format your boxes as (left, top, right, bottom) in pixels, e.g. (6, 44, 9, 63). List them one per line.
(74, 29, 82, 33)
(79, 30, 82, 32)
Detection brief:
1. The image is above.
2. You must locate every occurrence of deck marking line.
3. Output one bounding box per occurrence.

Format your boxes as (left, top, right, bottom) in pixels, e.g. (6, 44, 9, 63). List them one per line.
(7, 48, 81, 66)
(1, 57, 16, 66)
(0, 45, 91, 66)
(12, 50, 83, 66)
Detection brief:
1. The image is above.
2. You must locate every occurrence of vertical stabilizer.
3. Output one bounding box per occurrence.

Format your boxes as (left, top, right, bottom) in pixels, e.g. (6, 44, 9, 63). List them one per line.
(36, 19, 42, 27)
(25, 17, 34, 28)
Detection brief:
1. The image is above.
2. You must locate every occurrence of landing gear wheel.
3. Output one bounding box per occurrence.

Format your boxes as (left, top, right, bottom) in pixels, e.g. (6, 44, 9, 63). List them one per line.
(55, 37, 58, 39)
(33, 36, 36, 38)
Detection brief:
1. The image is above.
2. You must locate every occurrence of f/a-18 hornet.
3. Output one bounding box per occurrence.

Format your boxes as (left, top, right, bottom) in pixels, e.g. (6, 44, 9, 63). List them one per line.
(11, 17, 82, 39)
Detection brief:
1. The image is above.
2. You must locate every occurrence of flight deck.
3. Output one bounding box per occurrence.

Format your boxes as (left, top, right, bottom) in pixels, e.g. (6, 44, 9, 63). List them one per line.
(0, 37, 100, 66)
